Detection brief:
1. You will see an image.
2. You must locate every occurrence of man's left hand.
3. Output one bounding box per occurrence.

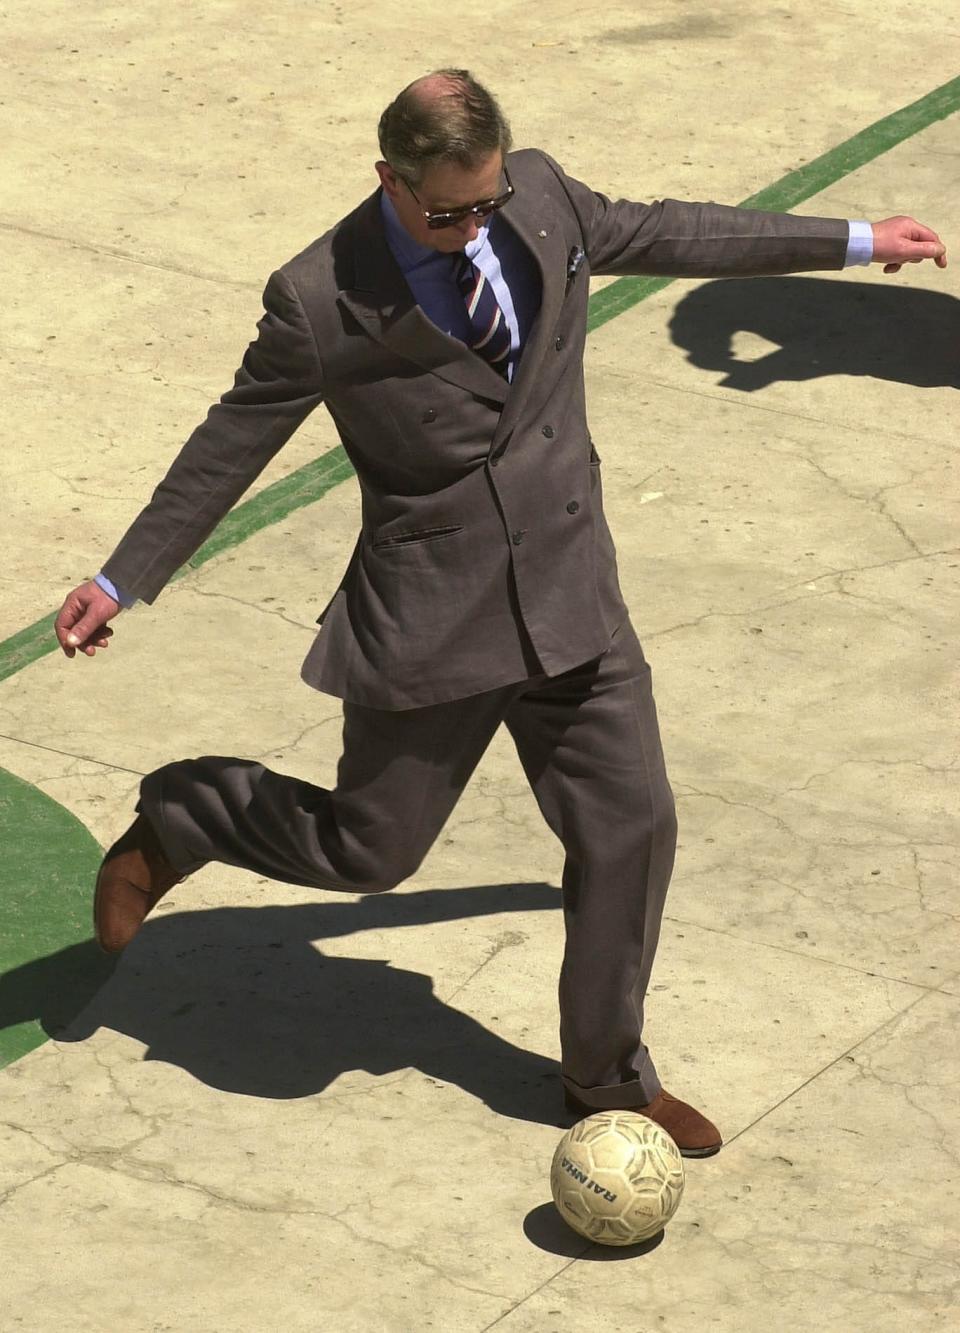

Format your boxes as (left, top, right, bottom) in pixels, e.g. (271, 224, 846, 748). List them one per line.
(871, 216, 947, 274)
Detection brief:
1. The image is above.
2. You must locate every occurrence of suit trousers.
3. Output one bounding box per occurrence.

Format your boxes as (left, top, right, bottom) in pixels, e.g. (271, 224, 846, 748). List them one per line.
(138, 619, 677, 1107)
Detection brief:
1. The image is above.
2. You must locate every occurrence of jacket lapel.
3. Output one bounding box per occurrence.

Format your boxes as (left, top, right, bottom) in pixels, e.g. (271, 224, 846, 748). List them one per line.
(493, 182, 568, 444)
(334, 159, 569, 422)
(336, 192, 509, 406)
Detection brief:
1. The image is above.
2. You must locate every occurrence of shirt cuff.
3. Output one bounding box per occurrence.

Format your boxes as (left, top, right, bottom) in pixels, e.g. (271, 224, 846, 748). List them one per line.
(94, 572, 136, 608)
(844, 219, 874, 267)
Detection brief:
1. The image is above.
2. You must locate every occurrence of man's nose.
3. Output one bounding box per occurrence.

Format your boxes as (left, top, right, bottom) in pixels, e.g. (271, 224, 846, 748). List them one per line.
(456, 217, 480, 243)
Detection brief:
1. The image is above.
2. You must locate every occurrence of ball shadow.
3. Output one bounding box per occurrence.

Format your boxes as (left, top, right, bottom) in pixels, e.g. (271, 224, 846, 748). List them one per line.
(523, 1202, 665, 1259)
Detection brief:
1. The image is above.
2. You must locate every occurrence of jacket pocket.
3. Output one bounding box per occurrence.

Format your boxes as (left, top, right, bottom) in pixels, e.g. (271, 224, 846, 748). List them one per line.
(372, 524, 464, 550)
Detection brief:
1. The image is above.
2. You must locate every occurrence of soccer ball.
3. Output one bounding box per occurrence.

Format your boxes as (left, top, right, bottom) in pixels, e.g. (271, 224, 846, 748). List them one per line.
(551, 1111, 685, 1245)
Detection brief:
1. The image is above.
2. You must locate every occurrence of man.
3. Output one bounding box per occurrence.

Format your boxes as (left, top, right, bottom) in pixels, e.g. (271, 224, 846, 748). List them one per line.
(55, 71, 946, 1157)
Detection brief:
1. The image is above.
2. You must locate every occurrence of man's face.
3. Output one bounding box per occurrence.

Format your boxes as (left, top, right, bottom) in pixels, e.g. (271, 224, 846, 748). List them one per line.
(376, 151, 506, 253)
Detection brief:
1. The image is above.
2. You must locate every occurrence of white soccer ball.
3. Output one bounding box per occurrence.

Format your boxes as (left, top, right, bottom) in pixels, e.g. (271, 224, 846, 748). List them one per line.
(551, 1110, 685, 1245)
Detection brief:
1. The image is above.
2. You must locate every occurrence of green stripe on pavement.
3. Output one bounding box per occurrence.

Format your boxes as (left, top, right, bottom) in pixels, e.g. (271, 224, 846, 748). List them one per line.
(0, 446, 354, 686)
(0, 768, 115, 1068)
(587, 72, 960, 333)
(181, 445, 354, 568)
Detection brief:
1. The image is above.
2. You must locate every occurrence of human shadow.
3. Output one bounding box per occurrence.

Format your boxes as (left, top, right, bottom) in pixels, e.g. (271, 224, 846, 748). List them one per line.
(0, 882, 567, 1124)
(668, 277, 959, 392)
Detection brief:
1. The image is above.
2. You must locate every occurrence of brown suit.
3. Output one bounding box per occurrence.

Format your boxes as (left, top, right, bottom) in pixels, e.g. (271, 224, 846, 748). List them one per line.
(103, 149, 847, 708)
(107, 150, 849, 1106)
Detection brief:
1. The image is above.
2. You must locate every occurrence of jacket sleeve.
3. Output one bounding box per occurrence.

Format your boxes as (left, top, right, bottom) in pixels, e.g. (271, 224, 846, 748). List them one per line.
(100, 267, 325, 605)
(536, 150, 849, 279)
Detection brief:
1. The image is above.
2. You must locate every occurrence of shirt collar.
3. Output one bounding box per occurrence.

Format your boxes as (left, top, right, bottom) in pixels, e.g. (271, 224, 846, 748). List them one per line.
(380, 190, 489, 272)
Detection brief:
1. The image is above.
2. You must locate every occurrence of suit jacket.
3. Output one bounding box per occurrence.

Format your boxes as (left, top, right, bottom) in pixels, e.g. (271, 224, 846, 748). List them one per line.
(101, 149, 849, 709)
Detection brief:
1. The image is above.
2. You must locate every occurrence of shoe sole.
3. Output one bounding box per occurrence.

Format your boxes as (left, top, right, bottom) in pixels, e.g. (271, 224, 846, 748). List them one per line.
(678, 1142, 723, 1159)
(92, 860, 126, 955)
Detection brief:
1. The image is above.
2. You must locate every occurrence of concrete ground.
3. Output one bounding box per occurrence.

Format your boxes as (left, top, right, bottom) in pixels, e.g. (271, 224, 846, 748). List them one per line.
(1, 3, 958, 1329)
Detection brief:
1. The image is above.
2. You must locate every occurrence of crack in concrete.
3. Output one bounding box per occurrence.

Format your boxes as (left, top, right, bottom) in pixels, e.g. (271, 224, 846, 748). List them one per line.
(722, 1230, 959, 1297)
(778, 758, 958, 797)
(450, 794, 537, 835)
(478, 1255, 587, 1331)
(677, 774, 959, 854)
(601, 365, 955, 448)
(660, 907, 944, 993)
(911, 849, 958, 921)
(0, 731, 146, 778)
(648, 540, 957, 641)
(647, 586, 837, 640)
(313, 1071, 413, 1105)
(761, 439, 951, 572)
(0, 1117, 65, 1160)
(441, 928, 534, 1009)
(68, 1147, 516, 1303)
(7, 1065, 515, 1301)
(0, 217, 261, 293)
(0, 1159, 71, 1207)
(832, 579, 933, 624)
(727, 864, 956, 939)
(250, 713, 343, 764)
(625, 464, 667, 494)
(763, 436, 886, 511)
(723, 985, 935, 1151)
(130, 177, 195, 221)
(49, 469, 125, 502)
(844, 1056, 954, 1159)
(187, 585, 318, 633)
(676, 784, 797, 836)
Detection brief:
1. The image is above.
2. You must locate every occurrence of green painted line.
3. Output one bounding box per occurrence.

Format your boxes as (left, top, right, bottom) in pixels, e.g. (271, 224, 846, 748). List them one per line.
(0, 615, 59, 688)
(0, 767, 116, 1068)
(587, 72, 960, 334)
(181, 445, 354, 569)
(0, 446, 353, 686)
(586, 276, 675, 332)
(738, 73, 960, 211)
(1, 73, 957, 690)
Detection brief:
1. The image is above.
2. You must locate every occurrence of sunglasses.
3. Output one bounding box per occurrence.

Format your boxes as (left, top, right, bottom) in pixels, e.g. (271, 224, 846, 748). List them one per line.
(400, 165, 514, 230)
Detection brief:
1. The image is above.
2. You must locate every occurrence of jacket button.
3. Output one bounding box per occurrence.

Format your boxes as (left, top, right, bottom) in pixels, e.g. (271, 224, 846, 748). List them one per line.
(566, 500, 580, 514)
(511, 530, 526, 546)
(422, 408, 437, 423)
(555, 336, 564, 350)
(542, 425, 555, 438)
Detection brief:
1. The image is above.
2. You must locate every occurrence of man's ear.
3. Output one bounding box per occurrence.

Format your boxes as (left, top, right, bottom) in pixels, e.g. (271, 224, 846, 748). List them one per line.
(376, 160, 400, 199)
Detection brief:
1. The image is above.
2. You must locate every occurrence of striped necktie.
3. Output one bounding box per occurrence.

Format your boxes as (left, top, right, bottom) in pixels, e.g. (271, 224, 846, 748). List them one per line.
(453, 253, 512, 377)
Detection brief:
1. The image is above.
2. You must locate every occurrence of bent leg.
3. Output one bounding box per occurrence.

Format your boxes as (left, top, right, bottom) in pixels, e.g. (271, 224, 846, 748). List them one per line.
(505, 622, 678, 1107)
(139, 687, 513, 893)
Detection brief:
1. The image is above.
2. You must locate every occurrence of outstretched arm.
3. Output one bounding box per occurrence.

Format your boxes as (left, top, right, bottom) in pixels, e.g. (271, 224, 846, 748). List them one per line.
(98, 267, 325, 606)
(535, 150, 946, 281)
(55, 267, 325, 658)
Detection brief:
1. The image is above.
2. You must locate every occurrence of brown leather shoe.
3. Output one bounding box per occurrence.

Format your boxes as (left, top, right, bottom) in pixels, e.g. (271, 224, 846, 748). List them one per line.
(93, 814, 187, 953)
(564, 1088, 723, 1159)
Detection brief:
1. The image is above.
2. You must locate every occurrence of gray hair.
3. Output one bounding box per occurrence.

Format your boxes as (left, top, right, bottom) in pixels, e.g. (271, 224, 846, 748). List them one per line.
(378, 69, 512, 185)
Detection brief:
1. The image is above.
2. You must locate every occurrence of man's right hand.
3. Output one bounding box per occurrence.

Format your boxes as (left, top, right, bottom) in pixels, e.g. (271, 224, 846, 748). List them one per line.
(55, 581, 121, 658)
